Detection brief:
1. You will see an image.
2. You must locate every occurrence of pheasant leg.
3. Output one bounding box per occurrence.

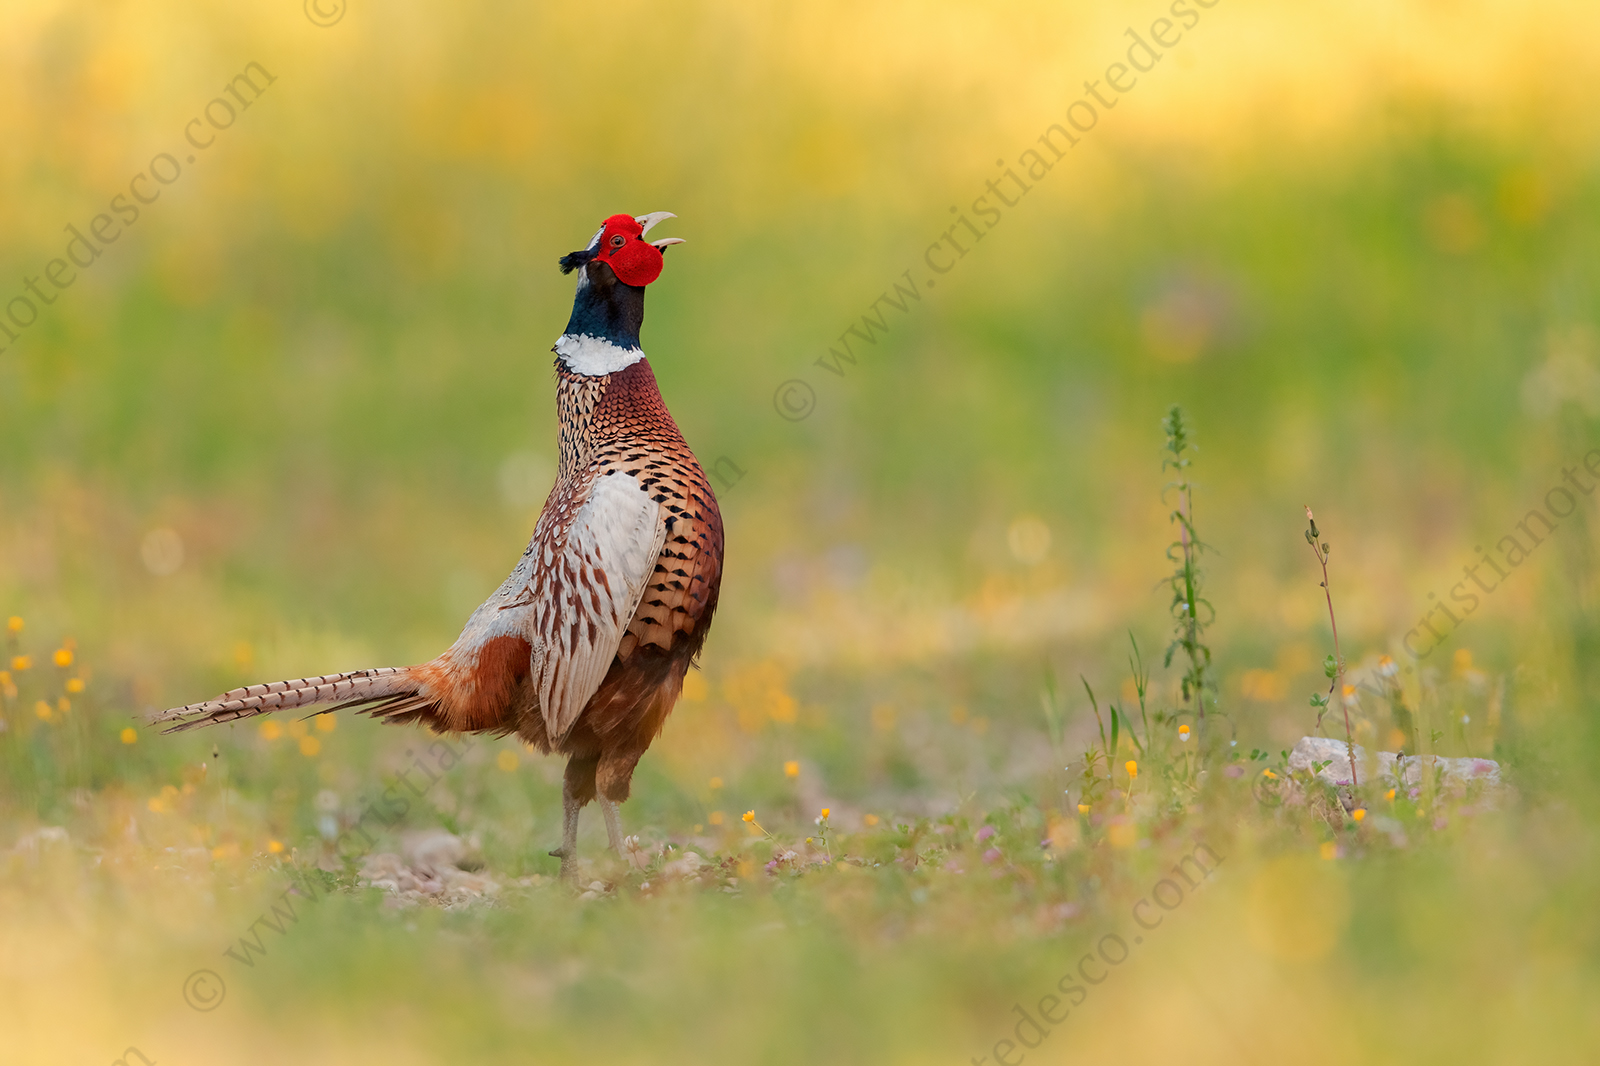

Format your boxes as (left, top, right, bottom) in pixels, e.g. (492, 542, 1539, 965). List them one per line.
(549, 776, 582, 881)
(600, 797, 625, 856)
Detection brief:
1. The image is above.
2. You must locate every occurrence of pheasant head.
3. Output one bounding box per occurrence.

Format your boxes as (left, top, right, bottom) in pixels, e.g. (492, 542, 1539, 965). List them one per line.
(556, 211, 684, 374)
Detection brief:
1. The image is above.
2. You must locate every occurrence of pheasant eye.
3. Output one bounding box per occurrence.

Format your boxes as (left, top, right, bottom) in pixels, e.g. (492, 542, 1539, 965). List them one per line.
(609, 234, 626, 248)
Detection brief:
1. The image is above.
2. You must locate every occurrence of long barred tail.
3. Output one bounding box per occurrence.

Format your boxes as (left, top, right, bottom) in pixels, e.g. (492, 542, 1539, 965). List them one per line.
(150, 666, 420, 733)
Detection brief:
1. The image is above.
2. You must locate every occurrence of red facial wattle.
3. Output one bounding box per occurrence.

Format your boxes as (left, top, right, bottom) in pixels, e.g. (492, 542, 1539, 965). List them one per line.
(593, 213, 665, 287)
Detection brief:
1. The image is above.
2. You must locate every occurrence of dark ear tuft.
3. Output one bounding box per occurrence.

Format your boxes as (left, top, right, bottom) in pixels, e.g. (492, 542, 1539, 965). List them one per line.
(559, 249, 597, 275)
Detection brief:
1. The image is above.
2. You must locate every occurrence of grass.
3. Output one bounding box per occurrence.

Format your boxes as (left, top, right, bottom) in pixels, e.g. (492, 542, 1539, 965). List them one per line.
(4, 407, 1593, 1064)
(1303, 506, 1361, 790)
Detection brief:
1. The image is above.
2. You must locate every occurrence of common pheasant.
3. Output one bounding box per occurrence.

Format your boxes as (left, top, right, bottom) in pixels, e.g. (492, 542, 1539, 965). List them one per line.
(153, 212, 725, 879)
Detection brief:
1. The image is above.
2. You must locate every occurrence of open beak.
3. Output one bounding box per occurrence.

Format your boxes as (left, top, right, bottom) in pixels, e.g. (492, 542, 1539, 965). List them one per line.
(636, 211, 686, 249)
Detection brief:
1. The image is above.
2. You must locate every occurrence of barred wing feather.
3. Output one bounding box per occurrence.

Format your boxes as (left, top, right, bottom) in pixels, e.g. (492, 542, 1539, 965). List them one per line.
(534, 471, 665, 741)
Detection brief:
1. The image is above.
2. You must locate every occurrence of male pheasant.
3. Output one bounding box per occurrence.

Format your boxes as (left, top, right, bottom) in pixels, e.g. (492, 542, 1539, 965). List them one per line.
(153, 212, 724, 879)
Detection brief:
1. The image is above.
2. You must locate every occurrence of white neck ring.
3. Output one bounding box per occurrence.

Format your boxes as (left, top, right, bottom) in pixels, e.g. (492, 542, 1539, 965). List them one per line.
(554, 333, 644, 376)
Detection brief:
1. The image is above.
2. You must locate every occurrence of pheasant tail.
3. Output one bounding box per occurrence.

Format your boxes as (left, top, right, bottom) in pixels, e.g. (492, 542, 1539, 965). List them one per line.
(149, 666, 424, 733)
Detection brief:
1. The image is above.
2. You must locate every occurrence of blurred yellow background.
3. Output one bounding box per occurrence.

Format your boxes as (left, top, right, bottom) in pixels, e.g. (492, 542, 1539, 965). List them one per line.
(3, 1, 1600, 1063)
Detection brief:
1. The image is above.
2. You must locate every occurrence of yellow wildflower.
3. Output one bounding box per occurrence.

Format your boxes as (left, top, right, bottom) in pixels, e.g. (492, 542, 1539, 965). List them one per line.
(784, 760, 800, 778)
(57, 697, 70, 714)
(1320, 841, 1338, 860)
(267, 840, 284, 854)
(12, 656, 31, 672)
(496, 749, 518, 772)
(53, 648, 73, 668)
(709, 811, 725, 826)
(259, 720, 282, 740)
(65, 678, 85, 694)
(864, 814, 880, 827)
(1125, 760, 1138, 779)
(120, 727, 138, 744)
(298, 736, 321, 757)
(1077, 803, 1091, 814)
(820, 807, 831, 819)
(314, 713, 336, 733)
(1262, 769, 1278, 779)
(5, 616, 22, 633)
(1385, 788, 1396, 801)
(742, 810, 755, 823)
(1352, 808, 1367, 822)
(709, 776, 723, 790)
(34, 701, 51, 721)
(1178, 724, 1190, 738)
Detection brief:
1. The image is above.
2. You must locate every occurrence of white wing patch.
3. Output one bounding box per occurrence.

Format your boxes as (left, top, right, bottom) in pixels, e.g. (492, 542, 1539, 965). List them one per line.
(535, 471, 664, 740)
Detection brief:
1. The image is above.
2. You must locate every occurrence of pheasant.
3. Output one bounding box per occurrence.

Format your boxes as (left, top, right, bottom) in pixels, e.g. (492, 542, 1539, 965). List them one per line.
(153, 211, 724, 879)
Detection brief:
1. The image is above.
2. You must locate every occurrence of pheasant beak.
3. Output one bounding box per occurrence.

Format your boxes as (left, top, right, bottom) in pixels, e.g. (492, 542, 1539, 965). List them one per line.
(635, 211, 686, 250)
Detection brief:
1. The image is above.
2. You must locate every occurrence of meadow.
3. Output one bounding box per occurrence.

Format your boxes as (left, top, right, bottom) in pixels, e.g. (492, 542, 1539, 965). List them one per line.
(3, 1, 1600, 1063)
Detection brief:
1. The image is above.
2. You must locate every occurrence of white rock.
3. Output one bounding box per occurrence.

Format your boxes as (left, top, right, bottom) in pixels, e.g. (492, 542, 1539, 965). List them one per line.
(1288, 736, 1502, 789)
(359, 848, 499, 904)
(10, 826, 70, 862)
(12, 826, 69, 853)
(661, 851, 706, 879)
(402, 828, 466, 873)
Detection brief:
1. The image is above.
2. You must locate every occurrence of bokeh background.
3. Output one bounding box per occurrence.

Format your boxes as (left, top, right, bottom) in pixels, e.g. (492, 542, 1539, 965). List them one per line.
(4, 1, 1600, 1063)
